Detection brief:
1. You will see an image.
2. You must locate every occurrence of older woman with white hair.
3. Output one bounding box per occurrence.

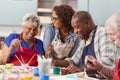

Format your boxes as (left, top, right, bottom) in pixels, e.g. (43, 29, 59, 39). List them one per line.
(0, 13, 45, 66)
(85, 12, 120, 79)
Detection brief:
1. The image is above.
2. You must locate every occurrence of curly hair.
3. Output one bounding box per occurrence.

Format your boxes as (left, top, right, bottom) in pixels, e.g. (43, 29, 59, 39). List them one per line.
(53, 4, 75, 32)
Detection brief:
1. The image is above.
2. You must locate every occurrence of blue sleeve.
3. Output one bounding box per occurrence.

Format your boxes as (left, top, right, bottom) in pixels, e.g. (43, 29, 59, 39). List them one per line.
(36, 39, 45, 55)
(43, 24, 55, 50)
(5, 33, 19, 47)
(4, 33, 19, 62)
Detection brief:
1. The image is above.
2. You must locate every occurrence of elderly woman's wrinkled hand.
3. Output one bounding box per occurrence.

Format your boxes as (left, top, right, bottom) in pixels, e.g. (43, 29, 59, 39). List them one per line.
(85, 56, 103, 72)
(10, 39, 21, 49)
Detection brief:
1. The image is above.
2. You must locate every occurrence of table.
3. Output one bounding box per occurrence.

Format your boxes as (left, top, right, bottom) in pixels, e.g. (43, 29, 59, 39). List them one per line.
(0, 65, 99, 80)
(33, 70, 99, 80)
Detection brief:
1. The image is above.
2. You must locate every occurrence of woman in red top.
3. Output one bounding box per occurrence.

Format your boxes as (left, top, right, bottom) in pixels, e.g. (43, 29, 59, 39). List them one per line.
(0, 13, 44, 66)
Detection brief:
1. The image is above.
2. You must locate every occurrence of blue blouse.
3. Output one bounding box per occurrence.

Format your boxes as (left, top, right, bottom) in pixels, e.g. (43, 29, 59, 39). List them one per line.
(5, 33, 45, 61)
(43, 24, 56, 50)
(43, 24, 81, 58)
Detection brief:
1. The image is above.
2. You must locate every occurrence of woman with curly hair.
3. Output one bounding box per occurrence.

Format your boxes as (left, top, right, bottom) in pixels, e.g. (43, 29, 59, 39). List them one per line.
(45, 4, 80, 60)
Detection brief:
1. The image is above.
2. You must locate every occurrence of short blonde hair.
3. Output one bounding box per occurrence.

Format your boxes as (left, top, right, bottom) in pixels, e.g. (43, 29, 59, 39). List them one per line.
(23, 13, 40, 27)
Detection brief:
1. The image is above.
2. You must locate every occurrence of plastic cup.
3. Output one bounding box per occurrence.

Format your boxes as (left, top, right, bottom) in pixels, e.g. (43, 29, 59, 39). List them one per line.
(34, 68, 39, 76)
(20, 69, 33, 80)
(38, 56, 52, 76)
(53, 67, 60, 75)
(40, 74, 49, 80)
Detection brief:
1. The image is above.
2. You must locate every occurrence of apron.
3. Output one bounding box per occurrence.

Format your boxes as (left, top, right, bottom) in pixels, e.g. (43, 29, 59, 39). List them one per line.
(10, 33, 39, 66)
(51, 32, 74, 60)
(78, 26, 97, 67)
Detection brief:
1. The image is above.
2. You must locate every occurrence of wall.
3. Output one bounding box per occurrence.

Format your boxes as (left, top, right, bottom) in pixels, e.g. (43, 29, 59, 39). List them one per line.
(38, 0, 77, 9)
(0, 25, 22, 37)
(78, 0, 120, 25)
(0, 0, 37, 25)
(0, 24, 48, 41)
(38, 0, 77, 23)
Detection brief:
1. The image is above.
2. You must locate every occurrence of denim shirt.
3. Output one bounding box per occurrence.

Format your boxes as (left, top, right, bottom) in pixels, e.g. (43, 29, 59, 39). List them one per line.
(43, 24, 56, 50)
(43, 24, 81, 58)
(54, 29, 80, 57)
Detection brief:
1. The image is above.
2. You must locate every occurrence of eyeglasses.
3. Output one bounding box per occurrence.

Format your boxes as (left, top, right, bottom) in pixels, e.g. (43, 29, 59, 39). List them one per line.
(51, 16, 59, 21)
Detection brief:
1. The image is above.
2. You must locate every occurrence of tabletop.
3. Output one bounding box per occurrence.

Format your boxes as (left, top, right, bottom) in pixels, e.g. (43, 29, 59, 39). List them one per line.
(0, 65, 99, 80)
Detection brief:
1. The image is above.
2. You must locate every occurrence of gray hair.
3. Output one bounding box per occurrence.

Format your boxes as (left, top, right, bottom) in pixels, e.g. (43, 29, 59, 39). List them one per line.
(105, 12, 120, 31)
(23, 13, 40, 27)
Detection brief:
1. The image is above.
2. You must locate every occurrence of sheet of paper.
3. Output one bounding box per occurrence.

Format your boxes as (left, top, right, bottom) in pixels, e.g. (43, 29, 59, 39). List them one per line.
(50, 74, 83, 80)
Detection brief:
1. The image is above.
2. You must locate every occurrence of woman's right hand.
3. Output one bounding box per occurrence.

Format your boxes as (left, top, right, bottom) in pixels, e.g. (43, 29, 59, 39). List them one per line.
(45, 45, 53, 58)
(10, 39, 21, 49)
(0, 39, 21, 64)
(85, 55, 103, 72)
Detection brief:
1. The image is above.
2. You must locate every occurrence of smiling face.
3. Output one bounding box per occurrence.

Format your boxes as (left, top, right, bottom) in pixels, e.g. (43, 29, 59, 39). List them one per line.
(71, 11, 95, 40)
(22, 22, 38, 42)
(71, 17, 92, 40)
(71, 18, 84, 39)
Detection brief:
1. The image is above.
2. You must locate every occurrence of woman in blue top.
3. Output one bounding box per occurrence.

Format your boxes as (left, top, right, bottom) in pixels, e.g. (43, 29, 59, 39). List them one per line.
(45, 4, 80, 60)
(0, 13, 44, 66)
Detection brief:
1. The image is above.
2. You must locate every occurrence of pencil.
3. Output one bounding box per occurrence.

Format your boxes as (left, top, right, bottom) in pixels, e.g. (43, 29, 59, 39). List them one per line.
(15, 55, 23, 65)
(20, 55, 25, 64)
(27, 54, 36, 65)
(19, 44, 23, 52)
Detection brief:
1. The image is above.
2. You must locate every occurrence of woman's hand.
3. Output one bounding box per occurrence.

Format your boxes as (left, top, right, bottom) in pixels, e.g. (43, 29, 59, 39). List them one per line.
(0, 39, 21, 64)
(85, 55, 103, 72)
(10, 39, 21, 50)
(45, 45, 53, 58)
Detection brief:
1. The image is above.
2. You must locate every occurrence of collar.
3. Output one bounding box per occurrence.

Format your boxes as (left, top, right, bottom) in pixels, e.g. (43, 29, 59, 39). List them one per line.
(55, 30, 74, 42)
(85, 26, 97, 46)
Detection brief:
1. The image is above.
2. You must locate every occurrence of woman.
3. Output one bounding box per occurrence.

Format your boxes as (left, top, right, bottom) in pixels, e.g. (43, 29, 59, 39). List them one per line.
(85, 12, 120, 79)
(45, 4, 80, 60)
(0, 13, 44, 66)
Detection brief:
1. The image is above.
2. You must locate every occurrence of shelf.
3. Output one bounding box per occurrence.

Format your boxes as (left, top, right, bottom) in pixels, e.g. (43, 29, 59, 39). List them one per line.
(38, 8, 52, 13)
(39, 16, 51, 24)
(37, 8, 52, 16)
(38, 0, 78, 23)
